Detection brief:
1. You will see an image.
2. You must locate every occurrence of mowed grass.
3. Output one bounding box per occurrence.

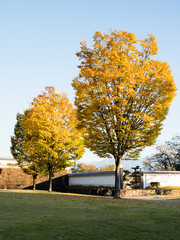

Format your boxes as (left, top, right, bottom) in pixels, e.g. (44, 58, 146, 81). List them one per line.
(0, 190, 179, 240)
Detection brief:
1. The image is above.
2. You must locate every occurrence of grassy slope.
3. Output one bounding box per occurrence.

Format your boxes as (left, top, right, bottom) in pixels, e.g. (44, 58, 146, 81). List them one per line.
(0, 190, 179, 240)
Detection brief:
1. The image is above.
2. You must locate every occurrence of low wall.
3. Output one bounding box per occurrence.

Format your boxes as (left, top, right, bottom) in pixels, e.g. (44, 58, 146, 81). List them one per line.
(120, 189, 156, 197)
(142, 171, 180, 189)
(120, 189, 180, 197)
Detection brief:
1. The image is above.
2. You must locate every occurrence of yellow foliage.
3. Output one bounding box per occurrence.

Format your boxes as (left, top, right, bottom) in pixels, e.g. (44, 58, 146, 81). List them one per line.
(23, 87, 84, 173)
(72, 30, 177, 165)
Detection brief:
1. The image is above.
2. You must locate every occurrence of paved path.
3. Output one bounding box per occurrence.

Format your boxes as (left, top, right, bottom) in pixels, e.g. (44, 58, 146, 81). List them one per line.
(124, 196, 180, 204)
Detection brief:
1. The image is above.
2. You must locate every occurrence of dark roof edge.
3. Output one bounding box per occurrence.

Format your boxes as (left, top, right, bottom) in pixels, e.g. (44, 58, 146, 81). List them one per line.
(69, 171, 115, 177)
(143, 171, 180, 174)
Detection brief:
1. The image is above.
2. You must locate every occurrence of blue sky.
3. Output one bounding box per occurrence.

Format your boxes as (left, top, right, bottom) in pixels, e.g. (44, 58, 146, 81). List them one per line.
(0, 0, 180, 168)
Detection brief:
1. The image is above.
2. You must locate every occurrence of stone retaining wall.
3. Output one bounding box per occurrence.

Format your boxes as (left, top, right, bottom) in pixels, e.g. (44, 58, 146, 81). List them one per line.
(120, 189, 180, 197)
(0, 167, 68, 190)
(120, 189, 156, 197)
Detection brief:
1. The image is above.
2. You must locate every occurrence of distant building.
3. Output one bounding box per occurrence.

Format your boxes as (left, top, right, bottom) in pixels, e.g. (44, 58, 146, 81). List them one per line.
(0, 158, 19, 168)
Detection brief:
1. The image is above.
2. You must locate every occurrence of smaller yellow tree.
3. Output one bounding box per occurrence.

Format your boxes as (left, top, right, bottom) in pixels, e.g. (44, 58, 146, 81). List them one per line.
(23, 87, 84, 191)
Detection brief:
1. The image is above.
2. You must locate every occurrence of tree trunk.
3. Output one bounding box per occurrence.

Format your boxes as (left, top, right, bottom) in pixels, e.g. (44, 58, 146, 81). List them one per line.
(48, 168, 53, 192)
(33, 174, 37, 191)
(114, 157, 122, 198)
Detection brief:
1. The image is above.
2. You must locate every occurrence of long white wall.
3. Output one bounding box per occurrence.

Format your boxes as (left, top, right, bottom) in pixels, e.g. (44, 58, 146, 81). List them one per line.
(143, 171, 180, 189)
(69, 172, 116, 188)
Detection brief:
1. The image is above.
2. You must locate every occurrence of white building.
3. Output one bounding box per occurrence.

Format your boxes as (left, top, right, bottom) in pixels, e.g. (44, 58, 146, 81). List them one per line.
(0, 158, 18, 168)
(142, 171, 180, 189)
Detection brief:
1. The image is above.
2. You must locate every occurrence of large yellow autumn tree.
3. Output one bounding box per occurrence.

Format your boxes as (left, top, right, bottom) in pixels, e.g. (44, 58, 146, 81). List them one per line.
(72, 30, 177, 198)
(23, 87, 84, 191)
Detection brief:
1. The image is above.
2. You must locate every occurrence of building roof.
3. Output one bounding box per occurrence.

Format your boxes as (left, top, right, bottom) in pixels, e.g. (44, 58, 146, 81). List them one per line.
(69, 171, 115, 177)
(144, 171, 180, 174)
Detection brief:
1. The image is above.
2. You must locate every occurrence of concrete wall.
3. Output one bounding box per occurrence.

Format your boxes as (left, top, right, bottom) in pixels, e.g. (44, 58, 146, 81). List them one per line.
(142, 171, 180, 189)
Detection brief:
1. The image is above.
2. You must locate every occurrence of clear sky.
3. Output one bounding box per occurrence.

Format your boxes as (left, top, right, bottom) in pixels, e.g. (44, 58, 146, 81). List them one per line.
(0, 0, 180, 168)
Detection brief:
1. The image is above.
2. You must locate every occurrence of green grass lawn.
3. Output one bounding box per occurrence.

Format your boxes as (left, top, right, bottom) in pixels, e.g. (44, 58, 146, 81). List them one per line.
(0, 190, 179, 240)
